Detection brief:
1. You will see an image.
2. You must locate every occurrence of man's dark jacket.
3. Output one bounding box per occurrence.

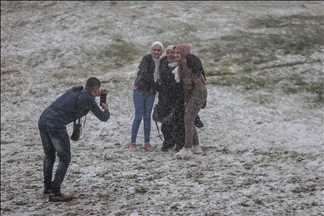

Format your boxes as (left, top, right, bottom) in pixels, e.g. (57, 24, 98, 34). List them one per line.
(39, 86, 110, 125)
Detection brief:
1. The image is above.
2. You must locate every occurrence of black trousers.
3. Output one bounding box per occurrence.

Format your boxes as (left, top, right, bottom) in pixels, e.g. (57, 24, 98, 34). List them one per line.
(161, 106, 185, 148)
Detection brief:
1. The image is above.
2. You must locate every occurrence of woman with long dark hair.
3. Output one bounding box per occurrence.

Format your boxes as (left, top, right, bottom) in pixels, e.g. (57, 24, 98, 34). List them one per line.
(173, 43, 207, 157)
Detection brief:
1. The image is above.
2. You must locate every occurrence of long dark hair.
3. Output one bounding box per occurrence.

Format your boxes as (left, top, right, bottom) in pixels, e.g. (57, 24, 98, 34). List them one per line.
(186, 54, 206, 80)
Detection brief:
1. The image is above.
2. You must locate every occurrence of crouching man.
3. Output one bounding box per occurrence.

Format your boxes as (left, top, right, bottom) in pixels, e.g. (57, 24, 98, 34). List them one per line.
(38, 77, 110, 202)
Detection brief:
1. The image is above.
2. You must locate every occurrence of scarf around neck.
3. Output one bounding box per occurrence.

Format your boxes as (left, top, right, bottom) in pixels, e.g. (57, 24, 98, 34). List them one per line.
(152, 54, 160, 82)
(172, 66, 180, 83)
(168, 61, 178, 68)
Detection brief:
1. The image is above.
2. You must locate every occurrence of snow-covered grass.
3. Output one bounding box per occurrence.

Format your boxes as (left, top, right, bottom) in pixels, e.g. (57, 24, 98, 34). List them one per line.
(1, 1, 323, 215)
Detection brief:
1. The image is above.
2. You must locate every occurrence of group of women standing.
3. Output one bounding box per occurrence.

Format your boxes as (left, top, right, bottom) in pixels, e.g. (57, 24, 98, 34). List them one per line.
(129, 41, 207, 157)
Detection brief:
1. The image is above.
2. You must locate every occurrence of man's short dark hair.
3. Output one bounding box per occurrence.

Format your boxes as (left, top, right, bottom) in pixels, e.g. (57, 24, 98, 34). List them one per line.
(86, 77, 101, 91)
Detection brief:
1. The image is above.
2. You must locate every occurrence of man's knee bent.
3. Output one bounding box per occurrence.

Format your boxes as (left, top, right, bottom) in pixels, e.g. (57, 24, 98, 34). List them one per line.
(60, 155, 71, 165)
(57, 151, 71, 165)
(44, 152, 56, 162)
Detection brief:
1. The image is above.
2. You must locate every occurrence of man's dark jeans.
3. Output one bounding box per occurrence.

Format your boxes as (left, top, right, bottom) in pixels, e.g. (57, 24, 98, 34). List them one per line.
(38, 118, 71, 195)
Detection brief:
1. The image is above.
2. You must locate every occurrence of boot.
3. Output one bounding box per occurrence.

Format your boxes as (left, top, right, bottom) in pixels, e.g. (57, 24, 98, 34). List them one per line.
(194, 115, 204, 128)
(129, 142, 136, 152)
(174, 144, 183, 152)
(44, 188, 51, 195)
(144, 142, 154, 152)
(161, 140, 174, 152)
(161, 142, 169, 152)
(49, 193, 73, 202)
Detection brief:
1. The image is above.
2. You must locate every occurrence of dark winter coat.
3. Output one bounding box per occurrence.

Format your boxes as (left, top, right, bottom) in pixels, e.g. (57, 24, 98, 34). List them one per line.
(155, 56, 184, 119)
(134, 54, 157, 93)
(39, 86, 110, 125)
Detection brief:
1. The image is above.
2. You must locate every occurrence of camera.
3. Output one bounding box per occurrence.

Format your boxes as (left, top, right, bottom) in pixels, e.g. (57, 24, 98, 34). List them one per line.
(71, 122, 81, 141)
(100, 91, 107, 106)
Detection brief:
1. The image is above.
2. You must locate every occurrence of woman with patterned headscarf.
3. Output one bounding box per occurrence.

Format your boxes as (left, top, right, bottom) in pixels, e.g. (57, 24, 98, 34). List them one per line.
(173, 43, 207, 157)
(154, 45, 185, 152)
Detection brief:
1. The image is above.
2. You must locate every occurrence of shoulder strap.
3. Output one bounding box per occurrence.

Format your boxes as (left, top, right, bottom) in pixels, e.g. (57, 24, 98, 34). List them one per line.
(73, 90, 82, 126)
(155, 121, 164, 142)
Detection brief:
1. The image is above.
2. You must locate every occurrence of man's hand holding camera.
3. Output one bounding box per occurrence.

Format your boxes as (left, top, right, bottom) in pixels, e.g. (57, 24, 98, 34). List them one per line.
(99, 88, 108, 110)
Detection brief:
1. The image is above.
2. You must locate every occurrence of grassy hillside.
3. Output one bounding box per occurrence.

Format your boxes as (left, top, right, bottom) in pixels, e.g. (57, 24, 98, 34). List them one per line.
(1, 1, 323, 215)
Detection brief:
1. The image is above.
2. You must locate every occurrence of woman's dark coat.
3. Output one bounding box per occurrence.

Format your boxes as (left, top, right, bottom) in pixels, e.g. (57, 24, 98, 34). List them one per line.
(134, 54, 156, 93)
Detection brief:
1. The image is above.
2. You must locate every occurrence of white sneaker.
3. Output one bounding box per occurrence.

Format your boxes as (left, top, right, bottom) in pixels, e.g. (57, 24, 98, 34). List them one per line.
(191, 146, 202, 154)
(175, 148, 193, 157)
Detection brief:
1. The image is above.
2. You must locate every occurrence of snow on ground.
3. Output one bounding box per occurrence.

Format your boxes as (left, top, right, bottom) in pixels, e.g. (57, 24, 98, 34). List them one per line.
(1, 1, 323, 215)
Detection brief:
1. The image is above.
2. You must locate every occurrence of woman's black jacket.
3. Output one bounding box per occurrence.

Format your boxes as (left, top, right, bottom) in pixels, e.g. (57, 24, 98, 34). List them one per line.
(133, 54, 156, 93)
(155, 56, 184, 119)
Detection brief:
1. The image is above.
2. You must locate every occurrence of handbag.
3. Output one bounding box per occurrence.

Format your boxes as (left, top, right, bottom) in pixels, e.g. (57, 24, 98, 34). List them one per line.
(152, 105, 175, 125)
(152, 105, 175, 141)
(71, 89, 82, 141)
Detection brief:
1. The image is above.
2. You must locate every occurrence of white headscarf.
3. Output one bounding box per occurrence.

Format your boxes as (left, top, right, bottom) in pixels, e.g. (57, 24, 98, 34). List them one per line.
(151, 41, 164, 52)
(151, 41, 164, 82)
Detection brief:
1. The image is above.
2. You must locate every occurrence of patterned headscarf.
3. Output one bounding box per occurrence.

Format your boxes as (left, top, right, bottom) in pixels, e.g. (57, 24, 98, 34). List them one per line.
(166, 44, 177, 65)
(166, 45, 175, 52)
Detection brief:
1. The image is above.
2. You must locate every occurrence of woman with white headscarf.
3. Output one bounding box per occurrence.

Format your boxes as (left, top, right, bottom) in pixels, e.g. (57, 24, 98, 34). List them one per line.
(130, 41, 164, 152)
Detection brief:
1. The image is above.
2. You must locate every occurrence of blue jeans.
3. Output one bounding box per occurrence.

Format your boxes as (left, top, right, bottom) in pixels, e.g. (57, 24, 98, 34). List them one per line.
(38, 118, 71, 195)
(131, 88, 155, 143)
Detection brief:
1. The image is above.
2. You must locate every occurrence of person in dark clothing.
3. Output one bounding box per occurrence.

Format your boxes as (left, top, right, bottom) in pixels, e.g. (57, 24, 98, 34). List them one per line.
(130, 41, 164, 152)
(154, 45, 185, 152)
(38, 77, 110, 202)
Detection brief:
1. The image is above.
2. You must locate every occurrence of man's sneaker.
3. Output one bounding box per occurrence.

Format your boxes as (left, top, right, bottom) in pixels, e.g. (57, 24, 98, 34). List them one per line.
(144, 142, 154, 152)
(129, 142, 136, 152)
(44, 188, 51, 195)
(49, 193, 73, 202)
(191, 146, 202, 154)
(175, 148, 193, 157)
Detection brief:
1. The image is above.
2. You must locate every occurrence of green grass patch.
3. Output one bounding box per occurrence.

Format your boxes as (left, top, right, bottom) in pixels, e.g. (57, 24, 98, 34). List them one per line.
(97, 41, 139, 69)
(197, 14, 323, 104)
